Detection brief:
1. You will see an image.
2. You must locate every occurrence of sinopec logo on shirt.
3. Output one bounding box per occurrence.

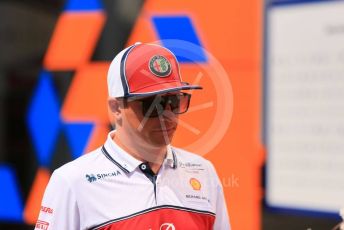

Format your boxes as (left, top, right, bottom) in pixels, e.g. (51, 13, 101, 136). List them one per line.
(85, 170, 122, 183)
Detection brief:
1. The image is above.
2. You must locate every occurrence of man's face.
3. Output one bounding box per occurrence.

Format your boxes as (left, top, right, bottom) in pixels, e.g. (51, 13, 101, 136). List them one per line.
(121, 92, 185, 147)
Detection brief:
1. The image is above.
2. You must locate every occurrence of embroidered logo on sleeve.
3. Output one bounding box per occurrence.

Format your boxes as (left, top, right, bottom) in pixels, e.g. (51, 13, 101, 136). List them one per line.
(40, 206, 53, 214)
(36, 220, 49, 230)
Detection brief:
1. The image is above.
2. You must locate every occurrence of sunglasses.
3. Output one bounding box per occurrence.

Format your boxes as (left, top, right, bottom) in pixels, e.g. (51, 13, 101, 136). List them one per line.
(127, 93, 191, 118)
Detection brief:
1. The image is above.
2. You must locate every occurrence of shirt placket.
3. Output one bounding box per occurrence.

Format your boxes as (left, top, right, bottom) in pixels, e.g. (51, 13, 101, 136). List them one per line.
(139, 162, 169, 206)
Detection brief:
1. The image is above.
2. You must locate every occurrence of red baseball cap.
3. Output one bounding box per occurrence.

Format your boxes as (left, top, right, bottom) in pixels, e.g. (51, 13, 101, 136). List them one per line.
(107, 42, 202, 98)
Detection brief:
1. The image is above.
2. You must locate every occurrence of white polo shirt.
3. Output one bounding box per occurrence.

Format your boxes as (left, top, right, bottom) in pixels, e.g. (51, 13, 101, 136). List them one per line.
(35, 131, 231, 230)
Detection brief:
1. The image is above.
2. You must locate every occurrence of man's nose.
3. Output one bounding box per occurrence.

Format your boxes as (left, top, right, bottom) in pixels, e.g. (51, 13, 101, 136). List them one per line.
(164, 101, 173, 111)
(162, 103, 177, 121)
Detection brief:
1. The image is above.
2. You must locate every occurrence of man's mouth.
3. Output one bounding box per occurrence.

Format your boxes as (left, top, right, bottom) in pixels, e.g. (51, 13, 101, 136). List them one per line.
(152, 127, 176, 132)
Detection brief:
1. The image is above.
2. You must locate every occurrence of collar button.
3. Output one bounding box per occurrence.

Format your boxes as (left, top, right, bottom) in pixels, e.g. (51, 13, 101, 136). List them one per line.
(140, 164, 147, 170)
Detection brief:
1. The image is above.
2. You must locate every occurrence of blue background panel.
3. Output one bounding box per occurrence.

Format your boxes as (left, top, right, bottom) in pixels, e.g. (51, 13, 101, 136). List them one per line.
(0, 165, 23, 222)
(64, 0, 103, 11)
(27, 71, 61, 167)
(152, 16, 207, 63)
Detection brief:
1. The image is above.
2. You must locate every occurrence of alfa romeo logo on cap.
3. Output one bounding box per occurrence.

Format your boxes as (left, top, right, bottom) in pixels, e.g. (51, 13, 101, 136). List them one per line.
(149, 55, 171, 77)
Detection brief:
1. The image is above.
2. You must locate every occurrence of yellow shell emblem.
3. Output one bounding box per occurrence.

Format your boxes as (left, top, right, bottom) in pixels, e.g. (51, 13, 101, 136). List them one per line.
(189, 178, 201, 191)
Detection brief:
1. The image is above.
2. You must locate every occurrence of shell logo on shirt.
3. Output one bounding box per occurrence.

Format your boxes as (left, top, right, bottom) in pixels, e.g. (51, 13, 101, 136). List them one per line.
(189, 178, 202, 191)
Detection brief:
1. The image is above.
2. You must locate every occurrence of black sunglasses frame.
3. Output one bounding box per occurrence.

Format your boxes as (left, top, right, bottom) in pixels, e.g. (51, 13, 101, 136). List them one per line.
(124, 92, 191, 118)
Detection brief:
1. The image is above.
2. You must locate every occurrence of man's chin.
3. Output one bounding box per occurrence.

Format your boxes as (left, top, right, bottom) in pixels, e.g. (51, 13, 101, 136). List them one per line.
(149, 132, 175, 146)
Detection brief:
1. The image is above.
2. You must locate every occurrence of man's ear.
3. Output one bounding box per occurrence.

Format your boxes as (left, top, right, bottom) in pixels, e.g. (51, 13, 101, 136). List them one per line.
(108, 98, 124, 127)
(108, 98, 122, 116)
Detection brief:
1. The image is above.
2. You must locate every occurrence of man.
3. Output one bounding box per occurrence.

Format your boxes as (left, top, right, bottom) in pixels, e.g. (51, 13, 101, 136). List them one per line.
(35, 42, 230, 229)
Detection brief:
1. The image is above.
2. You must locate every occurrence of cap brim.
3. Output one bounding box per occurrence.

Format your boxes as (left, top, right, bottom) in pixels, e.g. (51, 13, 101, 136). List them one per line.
(126, 81, 202, 98)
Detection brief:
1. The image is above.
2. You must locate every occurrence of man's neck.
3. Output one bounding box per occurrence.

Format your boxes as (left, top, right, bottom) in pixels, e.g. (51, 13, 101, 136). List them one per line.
(112, 132, 166, 174)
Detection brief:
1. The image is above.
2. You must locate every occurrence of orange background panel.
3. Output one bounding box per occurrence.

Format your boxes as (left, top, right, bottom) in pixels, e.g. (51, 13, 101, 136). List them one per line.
(61, 62, 109, 123)
(44, 12, 106, 71)
(24, 168, 51, 225)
